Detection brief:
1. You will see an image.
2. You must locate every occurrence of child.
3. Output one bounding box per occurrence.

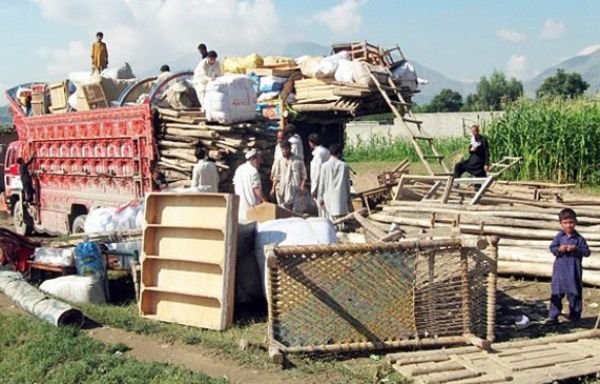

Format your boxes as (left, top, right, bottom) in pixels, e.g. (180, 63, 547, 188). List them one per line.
(546, 208, 591, 324)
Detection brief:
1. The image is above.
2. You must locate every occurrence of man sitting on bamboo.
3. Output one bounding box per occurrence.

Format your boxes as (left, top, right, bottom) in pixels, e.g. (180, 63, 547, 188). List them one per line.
(454, 124, 490, 178)
(270, 140, 307, 213)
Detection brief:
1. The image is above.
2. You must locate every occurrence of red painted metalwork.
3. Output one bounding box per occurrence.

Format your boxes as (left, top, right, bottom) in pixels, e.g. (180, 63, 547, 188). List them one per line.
(0, 228, 39, 273)
(4, 92, 156, 234)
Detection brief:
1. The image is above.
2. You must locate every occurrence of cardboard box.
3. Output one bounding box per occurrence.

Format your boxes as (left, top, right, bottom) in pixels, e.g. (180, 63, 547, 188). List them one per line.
(246, 202, 295, 223)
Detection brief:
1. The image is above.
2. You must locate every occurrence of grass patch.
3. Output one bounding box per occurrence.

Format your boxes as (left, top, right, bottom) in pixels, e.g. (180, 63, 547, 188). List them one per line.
(0, 311, 225, 384)
(76, 301, 409, 383)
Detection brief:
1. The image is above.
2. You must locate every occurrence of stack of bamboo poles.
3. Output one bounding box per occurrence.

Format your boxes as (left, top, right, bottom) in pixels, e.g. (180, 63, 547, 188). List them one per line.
(155, 107, 276, 190)
(367, 200, 600, 287)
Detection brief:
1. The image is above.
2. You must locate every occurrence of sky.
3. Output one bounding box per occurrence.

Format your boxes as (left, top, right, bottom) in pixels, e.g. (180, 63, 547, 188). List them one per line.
(1, 0, 599, 105)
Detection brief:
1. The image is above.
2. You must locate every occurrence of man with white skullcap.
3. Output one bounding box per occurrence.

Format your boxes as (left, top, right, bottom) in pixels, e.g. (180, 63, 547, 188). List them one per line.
(233, 148, 267, 222)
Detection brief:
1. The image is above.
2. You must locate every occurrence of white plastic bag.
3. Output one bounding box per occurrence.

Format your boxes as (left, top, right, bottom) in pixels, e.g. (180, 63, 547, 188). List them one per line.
(101, 62, 136, 79)
(391, 61, 418, 92)
(84, 207, 116, 234)
(204, 75, 257, 124)
(259, 76, 287, 93)
(33, 247, 75, 267)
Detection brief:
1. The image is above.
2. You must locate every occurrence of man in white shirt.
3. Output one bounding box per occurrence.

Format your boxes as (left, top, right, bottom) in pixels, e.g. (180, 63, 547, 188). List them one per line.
(285, 124, 304, 161)
(273, 130, 285, 162)
(191, 147, 219, 192)
(233, 149, 267, 222)
(307, 133, 331, 216)
(156, 64, 171, 84)
(270, 140, 307, 212)
(317, 144, 351, 222)
(193, 50, 222, 105)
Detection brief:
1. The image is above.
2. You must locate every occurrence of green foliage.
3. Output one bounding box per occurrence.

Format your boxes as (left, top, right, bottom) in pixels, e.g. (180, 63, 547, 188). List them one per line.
(0, 124, 15, 133)
(0, 312, 225, 384)
(464, 70, 523, 111)
(423, 88, 464, 112)
(536, 69, 590, 99)
(345, 134, 466, 162)
(487, 98, 600, 185)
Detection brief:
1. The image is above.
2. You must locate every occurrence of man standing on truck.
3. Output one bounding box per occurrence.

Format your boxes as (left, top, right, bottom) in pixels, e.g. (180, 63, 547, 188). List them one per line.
(192, 147, 219, 192)
(233, 149, 266, 222)
(91, 32, 109, 75)
(17, 155, 35, 203)
(198, 43, 208, 59)
(193, 50, 222, 105)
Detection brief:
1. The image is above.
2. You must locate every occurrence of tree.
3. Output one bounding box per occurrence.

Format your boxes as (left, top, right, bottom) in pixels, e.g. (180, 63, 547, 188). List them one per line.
(536, 69, 589, 99)
(473, 70, 523, 111)
(462, 94, 481, 112)
(425, 88, 464, 112)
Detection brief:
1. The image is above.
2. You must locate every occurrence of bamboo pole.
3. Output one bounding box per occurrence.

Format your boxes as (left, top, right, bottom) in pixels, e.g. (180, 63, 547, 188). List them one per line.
(497, 260, 600, 287)
(499, 246, 600, 270)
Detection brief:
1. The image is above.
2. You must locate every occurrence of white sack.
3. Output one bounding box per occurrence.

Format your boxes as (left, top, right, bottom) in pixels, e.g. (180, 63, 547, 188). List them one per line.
(204, 75, 257, 124)
(334, 59, 355, 83)
(84, 207, 116, 234)
(255, 218, 337, 296)
(391, 61, 418, 92)
(40, 275, 106, 304)
(315, 51, 350, 78)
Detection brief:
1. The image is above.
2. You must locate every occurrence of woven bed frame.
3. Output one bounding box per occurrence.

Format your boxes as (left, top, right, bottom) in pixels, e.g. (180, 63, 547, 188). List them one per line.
(265, 236, 498, 362)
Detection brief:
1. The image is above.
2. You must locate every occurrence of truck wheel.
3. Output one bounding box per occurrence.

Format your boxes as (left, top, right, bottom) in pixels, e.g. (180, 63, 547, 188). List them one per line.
(71, 215, 87, 234)
(13, 202, 33, 236)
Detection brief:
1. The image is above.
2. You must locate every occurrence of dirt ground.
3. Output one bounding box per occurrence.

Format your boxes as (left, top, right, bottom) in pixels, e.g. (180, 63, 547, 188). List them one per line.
(2, 166, 600, 383)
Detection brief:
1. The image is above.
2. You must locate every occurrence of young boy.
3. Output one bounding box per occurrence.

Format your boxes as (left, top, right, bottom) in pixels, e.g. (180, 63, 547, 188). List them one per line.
(546, 208, 591, 324)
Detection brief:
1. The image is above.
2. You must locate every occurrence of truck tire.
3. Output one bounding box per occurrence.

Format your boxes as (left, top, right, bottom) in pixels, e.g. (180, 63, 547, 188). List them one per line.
(71, 215, 87, 234)
(13, 202, 33, 236)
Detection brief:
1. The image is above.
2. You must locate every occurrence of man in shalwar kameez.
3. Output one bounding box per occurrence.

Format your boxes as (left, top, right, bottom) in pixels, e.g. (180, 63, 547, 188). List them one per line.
(233, 149, 267, 222)
(270, 140, 307, 212)
(317, 144, 351, 223)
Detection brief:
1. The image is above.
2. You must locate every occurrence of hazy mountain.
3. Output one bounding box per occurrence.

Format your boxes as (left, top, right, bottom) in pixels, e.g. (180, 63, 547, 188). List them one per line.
(282, 42, 330, 58)
(525, 48, 600, 96)
(411, 62, 477, 105)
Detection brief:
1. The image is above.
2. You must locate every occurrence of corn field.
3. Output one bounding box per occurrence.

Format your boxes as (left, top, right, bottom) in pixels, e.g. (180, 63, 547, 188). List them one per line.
(345, 134, 466, 163)
(486, 98, 600, 185)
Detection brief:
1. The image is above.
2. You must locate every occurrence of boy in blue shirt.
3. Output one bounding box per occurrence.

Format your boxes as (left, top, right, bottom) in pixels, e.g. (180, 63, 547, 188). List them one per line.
(546, 208, 591, 324)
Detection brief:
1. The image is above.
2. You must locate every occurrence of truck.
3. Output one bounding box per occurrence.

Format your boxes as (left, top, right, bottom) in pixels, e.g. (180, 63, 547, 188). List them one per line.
(3, 73, 198, 236)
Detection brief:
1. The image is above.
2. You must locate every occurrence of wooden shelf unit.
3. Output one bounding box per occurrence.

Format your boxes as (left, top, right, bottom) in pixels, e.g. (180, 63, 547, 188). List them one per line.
(139, 193, 239, 330)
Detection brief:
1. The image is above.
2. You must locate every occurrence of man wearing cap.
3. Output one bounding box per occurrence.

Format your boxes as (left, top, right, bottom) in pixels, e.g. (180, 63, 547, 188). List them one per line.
(317, 144, 351, 223)
(285, 124, 304, 161)
(270, 140, 307, 212)
(233, 149, 267, 222)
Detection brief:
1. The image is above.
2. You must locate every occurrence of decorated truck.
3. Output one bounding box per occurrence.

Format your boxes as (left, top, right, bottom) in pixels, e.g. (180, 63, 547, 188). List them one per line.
(3, 73, 270, 235)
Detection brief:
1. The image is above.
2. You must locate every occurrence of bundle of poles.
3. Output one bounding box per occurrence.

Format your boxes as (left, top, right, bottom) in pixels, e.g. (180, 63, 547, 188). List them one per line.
(154, 107, 276, 190)
(364, 183, 600, 287)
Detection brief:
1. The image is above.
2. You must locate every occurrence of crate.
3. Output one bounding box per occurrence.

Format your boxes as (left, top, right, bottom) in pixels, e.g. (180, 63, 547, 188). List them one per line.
(139, 193, 239, 330)
(81, 83, 108, 110)
(48, 81, 69, 113)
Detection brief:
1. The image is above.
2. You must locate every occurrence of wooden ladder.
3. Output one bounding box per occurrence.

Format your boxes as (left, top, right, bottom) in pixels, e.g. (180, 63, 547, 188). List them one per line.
(369, 69, 450, 176)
